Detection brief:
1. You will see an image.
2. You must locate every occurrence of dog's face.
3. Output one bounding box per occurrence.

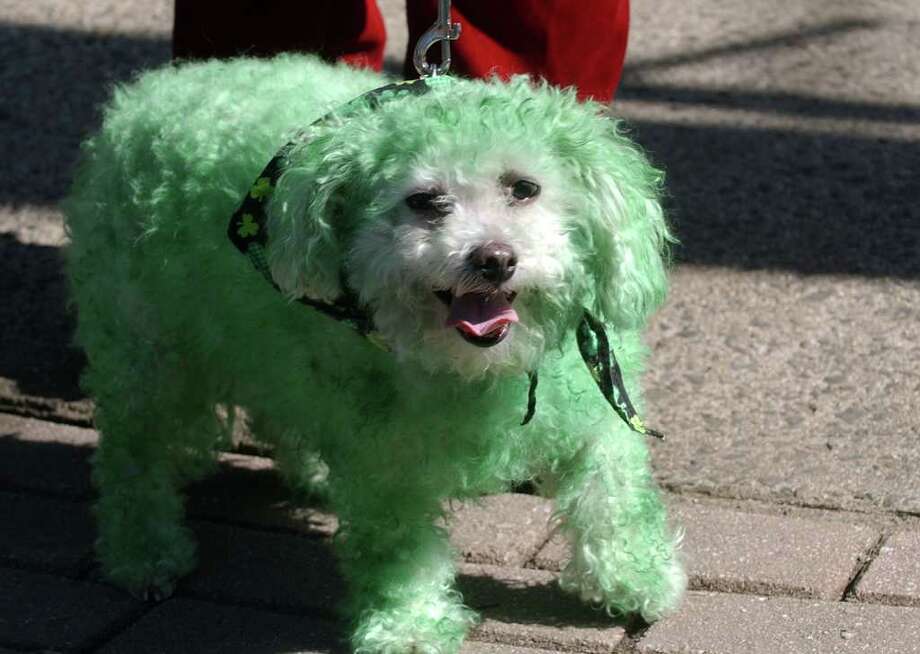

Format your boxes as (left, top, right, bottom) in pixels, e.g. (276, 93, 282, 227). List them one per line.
(348, 139, 577, 379)
(268, 78, 670, 379)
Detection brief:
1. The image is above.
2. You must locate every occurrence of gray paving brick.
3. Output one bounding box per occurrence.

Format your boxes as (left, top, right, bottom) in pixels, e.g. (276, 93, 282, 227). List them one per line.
(459, 564, 625, 653)
(669, 501, 880, 600)
(462, 642, 562, 654)
(180, 521, 342, 614)
(99, 598, 574, 654)
(0, 568, 142, 652)
(0, 492, 94, 575)
(187, 453, 338, 538)
(0, 379, 93, 428)
(191, 468, 566, 564)
(530, 532, 569, 572)
(98, 597, 342, 654)
(448, 494, 554, 567)
(855, 529, 920, 607)
(639, 591, 920, 654)
(535, 499, 882, 600)
(0, 412, 96, 497)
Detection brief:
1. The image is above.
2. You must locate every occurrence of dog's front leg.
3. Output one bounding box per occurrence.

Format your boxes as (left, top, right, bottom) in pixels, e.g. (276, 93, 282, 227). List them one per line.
(553, 428, 685, 622)
(333, 488, 476, 654)
(91, 387, 215, 601)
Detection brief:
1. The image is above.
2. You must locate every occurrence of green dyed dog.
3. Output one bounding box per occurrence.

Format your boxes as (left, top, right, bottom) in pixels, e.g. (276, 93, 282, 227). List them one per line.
(66, 55, 684, 653)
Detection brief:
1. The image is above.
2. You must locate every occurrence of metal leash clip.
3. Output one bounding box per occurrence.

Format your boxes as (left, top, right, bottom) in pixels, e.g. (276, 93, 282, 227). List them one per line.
(413, 0, 461, 77)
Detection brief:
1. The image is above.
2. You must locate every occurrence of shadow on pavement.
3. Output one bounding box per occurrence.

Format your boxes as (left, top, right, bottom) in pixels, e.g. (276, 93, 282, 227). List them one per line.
(620, 83, 920, 124)
(627, 121, 920, 278)
(0, 22, 171, 207)
(457, 572, 628, 630)
(0, 431, 94, 497)
(1, 20, 918, 408)
(0, 235, 85, 402)
(2, 431, 616, 649)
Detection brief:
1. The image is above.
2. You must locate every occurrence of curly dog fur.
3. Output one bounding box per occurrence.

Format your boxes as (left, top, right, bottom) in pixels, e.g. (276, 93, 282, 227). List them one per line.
(65, 55, 685, 652)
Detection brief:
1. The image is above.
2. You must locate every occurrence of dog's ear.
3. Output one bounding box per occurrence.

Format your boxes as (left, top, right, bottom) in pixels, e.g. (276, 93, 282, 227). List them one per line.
(265, 134, 356, 302)
(569, 115, 674, 330)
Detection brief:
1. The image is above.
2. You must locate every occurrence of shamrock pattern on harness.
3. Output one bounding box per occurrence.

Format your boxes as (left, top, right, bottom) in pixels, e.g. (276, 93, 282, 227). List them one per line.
(249, 177, 273, 200)
(577, 310, 664, 440)
(237, 213, 260, 238)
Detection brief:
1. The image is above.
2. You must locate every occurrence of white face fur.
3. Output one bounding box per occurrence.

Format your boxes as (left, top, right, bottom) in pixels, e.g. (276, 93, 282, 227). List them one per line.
(347, 147, 578, 380)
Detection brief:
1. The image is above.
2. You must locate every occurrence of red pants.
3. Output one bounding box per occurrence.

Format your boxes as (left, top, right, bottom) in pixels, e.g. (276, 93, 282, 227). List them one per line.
(173, 1, 629, 103)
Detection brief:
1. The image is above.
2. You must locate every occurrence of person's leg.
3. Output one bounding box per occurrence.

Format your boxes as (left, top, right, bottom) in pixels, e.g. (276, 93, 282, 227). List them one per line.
(173, 0, 387, 70)
(405, 0, 629, 103)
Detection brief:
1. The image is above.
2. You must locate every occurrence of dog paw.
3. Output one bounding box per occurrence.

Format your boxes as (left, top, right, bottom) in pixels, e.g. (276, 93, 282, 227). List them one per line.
(560, 554, 686, 622)
(101, 548, 194, 604)
(129, 578, 176, 603)
(351, 600, 477, 654)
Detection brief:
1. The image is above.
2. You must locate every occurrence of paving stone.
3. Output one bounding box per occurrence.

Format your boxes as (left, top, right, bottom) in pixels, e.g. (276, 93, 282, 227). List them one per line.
(638, 590, 920, 654)
(98, 597, 343, 654)
(855, 529, 920, 607)
(0, 411, 340, 538)
(179, 521, 342, 614)
(462, 642, 562, 654)
(458, 564, 625, 653)
(0, 378, 93, 428)
(532, 500, 881, 600)
(99, 598, 567, 654)
(0, 492, 94, 575)
(448, 494, 554, 567)
(187, 453, 338, 538)
(530, 532, 569, 572)
(0, 412, 96, 497)
(0, 568, 143, 652)
(669, 501, 880, 600)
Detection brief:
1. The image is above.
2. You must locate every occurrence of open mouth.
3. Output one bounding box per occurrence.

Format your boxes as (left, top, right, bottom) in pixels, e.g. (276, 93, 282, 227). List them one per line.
(435, 289, 519, 348)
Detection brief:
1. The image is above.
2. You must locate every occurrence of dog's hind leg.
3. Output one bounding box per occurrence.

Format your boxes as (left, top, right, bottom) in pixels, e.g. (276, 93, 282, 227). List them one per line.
(552, 429, 686, 622)
(331, 482, 477, 654)
(248, 412, 329, 503)
(86, 343, 221, 600)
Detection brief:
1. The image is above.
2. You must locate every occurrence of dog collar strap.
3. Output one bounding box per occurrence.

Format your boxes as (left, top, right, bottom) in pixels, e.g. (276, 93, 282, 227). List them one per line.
(227, 140, 376, 336)
(521, 371, 539, 426)
(577, 310, 665, 440)
(228, 76, 546, 421)
(228, 77, 454, 341)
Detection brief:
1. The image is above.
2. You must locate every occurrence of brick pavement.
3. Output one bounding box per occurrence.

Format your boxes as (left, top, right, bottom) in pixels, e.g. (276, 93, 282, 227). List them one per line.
(3, 0, 918, 651)
(3, 411, 920, 653)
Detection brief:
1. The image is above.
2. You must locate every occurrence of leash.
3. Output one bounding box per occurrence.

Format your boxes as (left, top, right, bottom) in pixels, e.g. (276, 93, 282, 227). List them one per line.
(226, 5, 664, 439)
(413, 0, 462, 77)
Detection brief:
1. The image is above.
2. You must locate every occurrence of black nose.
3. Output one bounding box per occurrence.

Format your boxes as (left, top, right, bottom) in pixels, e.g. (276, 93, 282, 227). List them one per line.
(469, 242, 517, 284)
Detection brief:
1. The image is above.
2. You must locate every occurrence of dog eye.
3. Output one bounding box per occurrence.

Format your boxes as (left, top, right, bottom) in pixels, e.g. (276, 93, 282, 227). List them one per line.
(508, 178, 541, 203)
(405, 191, 452, 216)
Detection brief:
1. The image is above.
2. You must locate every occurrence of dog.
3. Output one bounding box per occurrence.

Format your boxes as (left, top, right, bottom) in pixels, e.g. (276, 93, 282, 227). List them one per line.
(65, 54, 685, 653)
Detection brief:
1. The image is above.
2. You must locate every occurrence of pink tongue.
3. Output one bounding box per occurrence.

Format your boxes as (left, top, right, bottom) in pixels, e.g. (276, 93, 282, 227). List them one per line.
(445, 293, 519, 337)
